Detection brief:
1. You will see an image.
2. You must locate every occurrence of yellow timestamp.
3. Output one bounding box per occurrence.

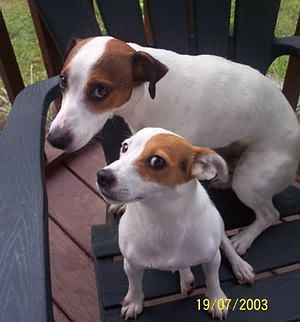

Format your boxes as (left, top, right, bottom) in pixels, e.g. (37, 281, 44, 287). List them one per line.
(196, 298, 269, 312)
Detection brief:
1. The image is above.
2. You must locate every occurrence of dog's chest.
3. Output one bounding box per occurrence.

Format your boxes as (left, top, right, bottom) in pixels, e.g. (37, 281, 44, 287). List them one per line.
(119, 211, 220, 270)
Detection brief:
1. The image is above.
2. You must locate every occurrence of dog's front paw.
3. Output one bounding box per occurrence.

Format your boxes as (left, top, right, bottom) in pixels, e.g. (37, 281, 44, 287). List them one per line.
(179, 268, 195, 296)
(231, 231, 254, 255)
(121, 294, 143, 320)
(206, 290, 229, 320)
(232, 258, 255, 284)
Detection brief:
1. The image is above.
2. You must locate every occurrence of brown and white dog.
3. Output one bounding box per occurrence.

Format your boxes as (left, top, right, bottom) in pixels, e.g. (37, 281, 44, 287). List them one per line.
(96, 127, 255, 320)
(48, 36, 300, 255)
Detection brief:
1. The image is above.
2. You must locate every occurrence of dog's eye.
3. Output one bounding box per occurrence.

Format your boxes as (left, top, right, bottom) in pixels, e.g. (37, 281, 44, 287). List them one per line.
(59, 75, 67, 91)
(121, 142, 128, 153)
(147, 155, 166, 170)
(91, 86, 110, 100)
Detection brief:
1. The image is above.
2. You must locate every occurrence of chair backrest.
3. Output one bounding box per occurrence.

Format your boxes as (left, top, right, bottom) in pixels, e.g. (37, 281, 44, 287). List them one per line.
(33, 0, 281, 74)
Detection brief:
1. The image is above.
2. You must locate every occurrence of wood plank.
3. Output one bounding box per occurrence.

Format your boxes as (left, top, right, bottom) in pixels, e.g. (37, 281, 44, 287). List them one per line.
(282, 14, 300, 110)
(32, 0, 100, 55)
(53, 304, 71, 322)
(49, 219, 100, 322)
(147, 0, 190, 53)
(45, 141, 66, 168)
(47, 164, 106, 254)
(96, 0, 145, 44)
(27, 0, 62, 77)
(233, 0, 281, 73)
(65, 142, 106, 192)
(194, 0, 231, 56)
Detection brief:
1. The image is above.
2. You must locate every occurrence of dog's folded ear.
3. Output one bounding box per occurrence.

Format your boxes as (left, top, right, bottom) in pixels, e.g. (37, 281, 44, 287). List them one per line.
(131, 51, 168, 99)
(192, 147, 229, 182)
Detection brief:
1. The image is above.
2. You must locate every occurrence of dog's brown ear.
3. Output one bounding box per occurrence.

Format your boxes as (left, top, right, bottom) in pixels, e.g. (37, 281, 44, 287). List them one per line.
(192, 147, 228, 182)
(131, 51, 168, 99)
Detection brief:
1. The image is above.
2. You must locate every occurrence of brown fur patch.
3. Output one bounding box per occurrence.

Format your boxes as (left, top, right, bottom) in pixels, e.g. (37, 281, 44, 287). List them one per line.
(134, 133, 214, 186)
(62, 38, 93, 75)
(84, 38, 140, 113)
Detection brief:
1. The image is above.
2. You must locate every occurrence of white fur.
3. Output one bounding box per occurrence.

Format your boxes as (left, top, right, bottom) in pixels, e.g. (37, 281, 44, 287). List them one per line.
(98, 128, 255, 320)
(50, 36, 300, 254)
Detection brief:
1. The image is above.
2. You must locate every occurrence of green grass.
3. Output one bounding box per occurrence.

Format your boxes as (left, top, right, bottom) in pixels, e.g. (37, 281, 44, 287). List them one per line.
(0, 0, 46, 121)
(268, 0, 300, 81)
(0, 0, 299, 121)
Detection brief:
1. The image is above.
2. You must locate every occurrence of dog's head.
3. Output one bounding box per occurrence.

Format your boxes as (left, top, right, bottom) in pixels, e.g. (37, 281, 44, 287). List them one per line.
(47, 36, 168, 152)
(96, 127, 228, 204)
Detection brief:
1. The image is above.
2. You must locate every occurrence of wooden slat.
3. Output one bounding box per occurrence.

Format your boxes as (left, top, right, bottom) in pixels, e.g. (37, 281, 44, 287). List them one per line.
(45, 141, 66, 169)
(65, 142, 106, 192)
(282, 14, 300, 110)
(96, 0, 145, 44)
(47, 164, 106, 254)
(0, 10, 24, 102)
(193, 0, 231, 56)
(53, 304, 71, 322)
(49, 220, 99, 322)
(27, 0, 62, 77)
(33, 0, 100, 55)
(147, 0, 190, 53)
(103, 271, 300, 322)
(233, 0, 281, 73)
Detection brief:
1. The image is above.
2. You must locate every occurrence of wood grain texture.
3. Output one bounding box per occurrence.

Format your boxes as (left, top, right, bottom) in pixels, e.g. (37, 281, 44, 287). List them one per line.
(53, 304, 71, 322)
(49, 220, 99, 322)
(47, 164, 106, 254)
(65, 142, 106, 193)
(0, 77, 60, 322)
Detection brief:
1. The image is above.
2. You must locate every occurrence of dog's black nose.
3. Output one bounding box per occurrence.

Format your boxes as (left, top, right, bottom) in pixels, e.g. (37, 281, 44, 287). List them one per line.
(47, 127, 73, 150)
(97, 169, 116, 189)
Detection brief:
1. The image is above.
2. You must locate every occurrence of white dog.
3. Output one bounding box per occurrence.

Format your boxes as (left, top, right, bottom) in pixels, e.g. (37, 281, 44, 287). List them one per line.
(96, 127, 255, 320)
(48, 36, 300, 254)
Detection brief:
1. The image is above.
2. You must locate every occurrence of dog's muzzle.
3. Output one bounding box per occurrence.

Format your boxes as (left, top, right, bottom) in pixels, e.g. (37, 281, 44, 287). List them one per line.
(47, 127, 73, 150)
(97, 169, 116, 190)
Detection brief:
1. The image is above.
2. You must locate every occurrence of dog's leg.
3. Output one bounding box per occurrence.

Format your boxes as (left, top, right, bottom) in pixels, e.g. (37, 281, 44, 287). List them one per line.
(179, 268, 195, 295)
(231, 201, 280, 255)
(202, 250, 228, 320)
(231, 147, 298, 255)
(221, 233, 254, 283)
(121, 259, 144, 320)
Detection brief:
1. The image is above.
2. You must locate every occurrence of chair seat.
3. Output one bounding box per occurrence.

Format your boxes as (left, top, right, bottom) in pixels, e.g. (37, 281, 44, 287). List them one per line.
(92, 186, 300, 322)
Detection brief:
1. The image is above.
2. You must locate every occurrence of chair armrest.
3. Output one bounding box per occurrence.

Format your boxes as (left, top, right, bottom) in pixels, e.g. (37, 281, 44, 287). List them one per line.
(0, 77, 59, 322)
(273, 35, 300, 58)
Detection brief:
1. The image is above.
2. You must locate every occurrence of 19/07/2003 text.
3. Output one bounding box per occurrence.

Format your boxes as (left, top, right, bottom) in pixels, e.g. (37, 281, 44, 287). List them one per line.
(196, 298, 269, 312)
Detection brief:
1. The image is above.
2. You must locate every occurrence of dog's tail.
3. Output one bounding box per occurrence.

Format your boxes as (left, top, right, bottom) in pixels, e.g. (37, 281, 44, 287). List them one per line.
(221, 233, 255, 284)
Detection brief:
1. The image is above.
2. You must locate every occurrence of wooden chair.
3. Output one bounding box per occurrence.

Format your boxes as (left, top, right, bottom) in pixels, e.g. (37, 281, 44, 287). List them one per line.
(0, 1, 299, 321)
